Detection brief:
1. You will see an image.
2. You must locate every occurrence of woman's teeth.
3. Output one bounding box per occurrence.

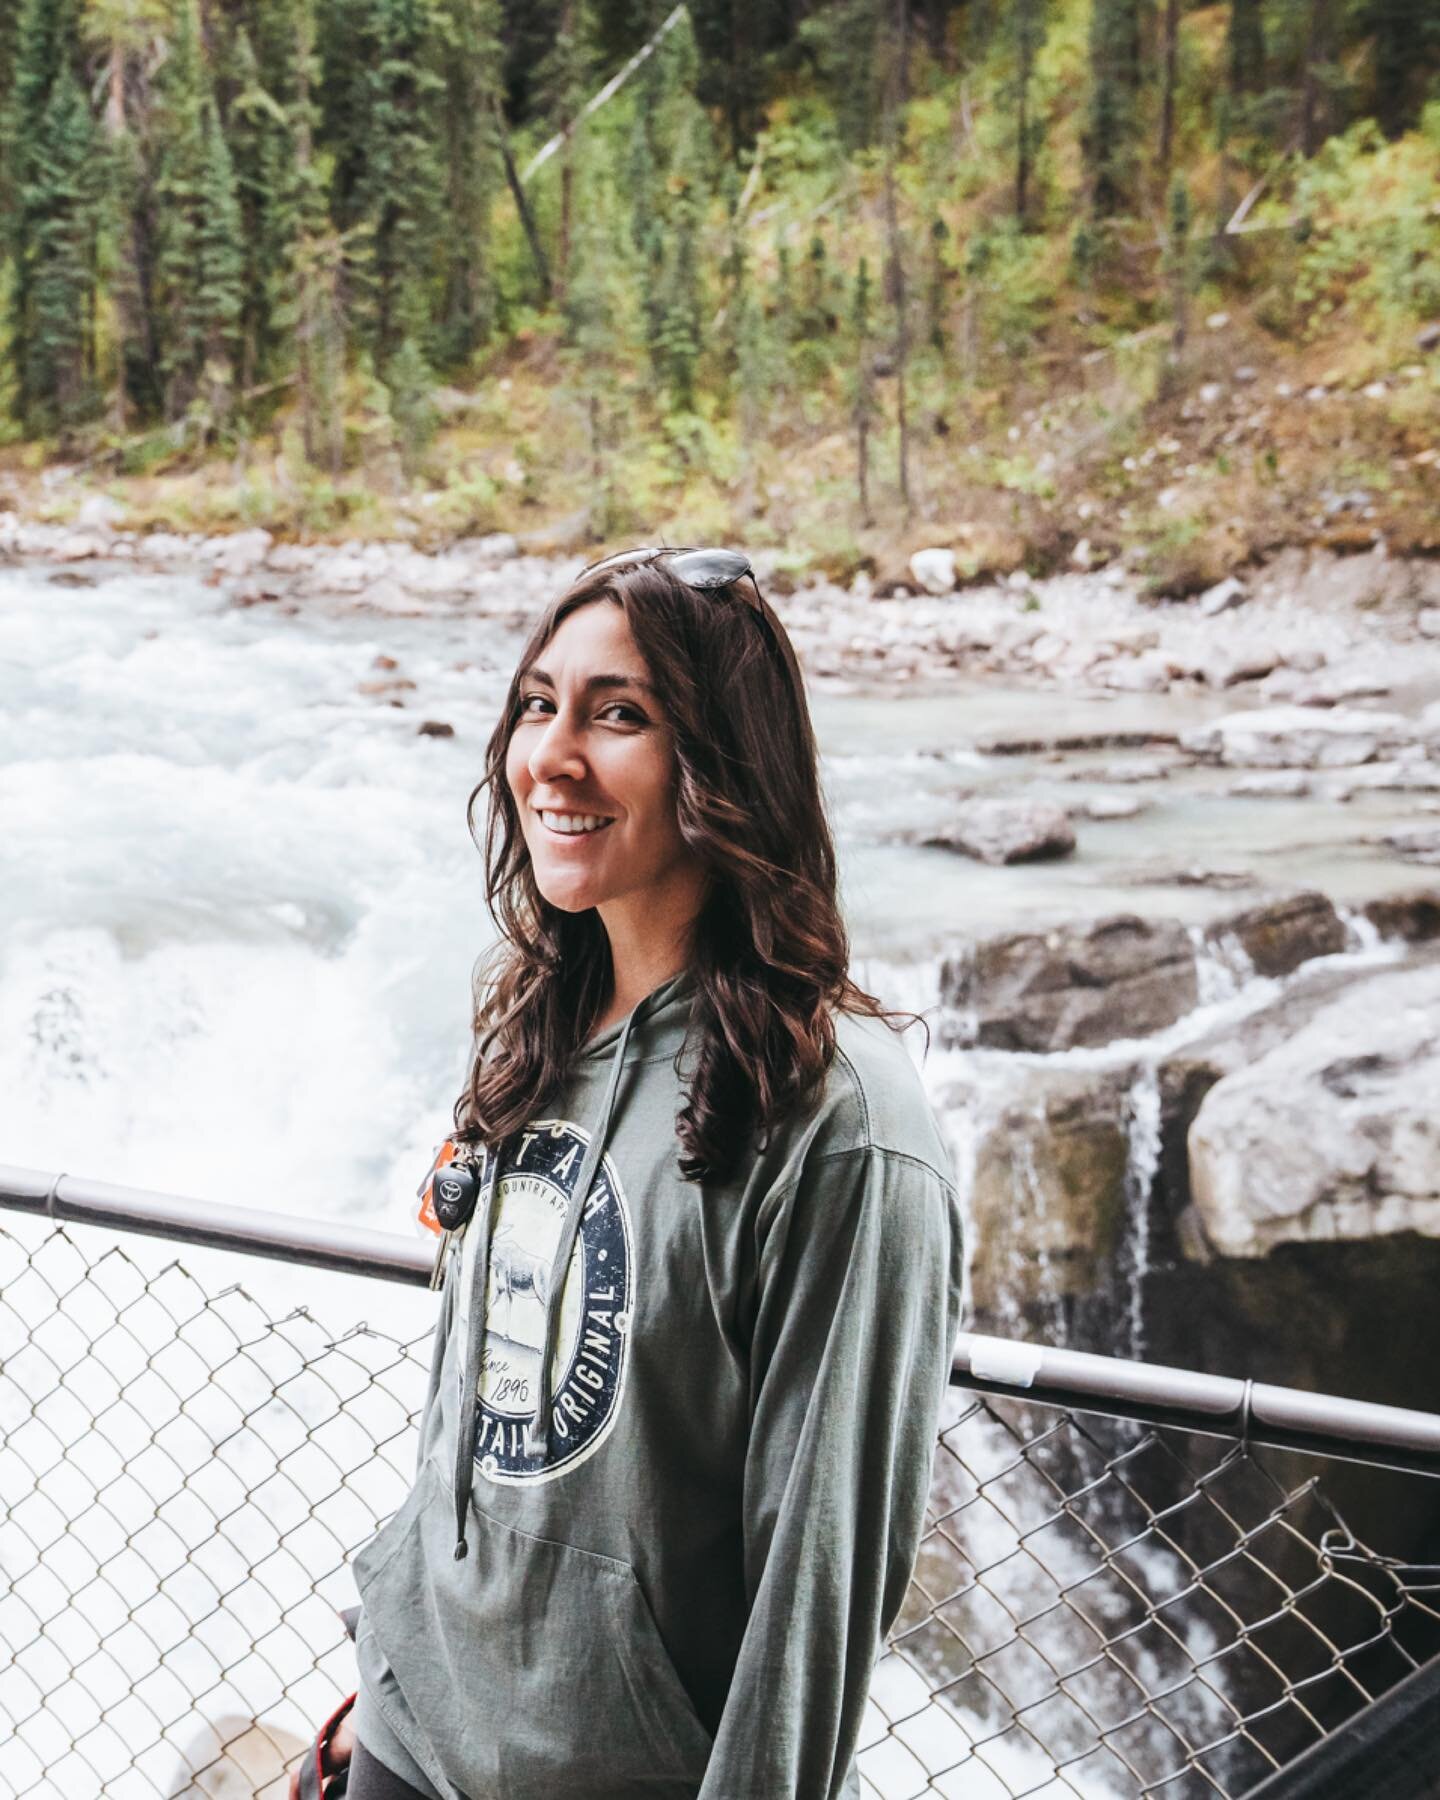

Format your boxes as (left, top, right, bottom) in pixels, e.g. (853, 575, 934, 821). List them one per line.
(539, 811, 614, 835)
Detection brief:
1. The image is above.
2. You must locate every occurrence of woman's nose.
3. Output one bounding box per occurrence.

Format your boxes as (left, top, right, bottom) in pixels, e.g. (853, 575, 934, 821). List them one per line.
(527, 709, 587, 785)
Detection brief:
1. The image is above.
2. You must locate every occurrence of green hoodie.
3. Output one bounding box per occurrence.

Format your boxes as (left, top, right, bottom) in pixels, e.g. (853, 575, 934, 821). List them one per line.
(350, 967, 965, 1800)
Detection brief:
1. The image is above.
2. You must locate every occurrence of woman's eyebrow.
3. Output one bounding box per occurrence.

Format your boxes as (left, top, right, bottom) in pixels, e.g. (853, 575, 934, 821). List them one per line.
(527, 667, 658, 698)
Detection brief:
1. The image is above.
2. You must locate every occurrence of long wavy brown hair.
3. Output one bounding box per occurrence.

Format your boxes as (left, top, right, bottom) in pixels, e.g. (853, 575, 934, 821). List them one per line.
(452, 552, 925, 1183)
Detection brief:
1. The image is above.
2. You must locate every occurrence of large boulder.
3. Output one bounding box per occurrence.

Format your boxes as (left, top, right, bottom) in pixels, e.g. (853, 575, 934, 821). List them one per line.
(1186, 963, 1440, 1258)
(940, 913, 1197, 1052)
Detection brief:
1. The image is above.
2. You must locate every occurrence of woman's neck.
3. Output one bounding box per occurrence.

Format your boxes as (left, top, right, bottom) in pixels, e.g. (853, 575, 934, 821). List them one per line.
(593, 885, 702, 1032)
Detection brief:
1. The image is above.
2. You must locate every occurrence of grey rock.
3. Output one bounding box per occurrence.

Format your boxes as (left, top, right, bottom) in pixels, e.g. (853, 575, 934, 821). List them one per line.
(1180, 705, 1420, 768)
(1385, 826, 1440, 866)
(940, 913, 1198, 1052)
(1203, 890, 1347, 979)
(1197, 576, 1247, 618)
(955, 1065, 1136, 1318)
(1083, 792, 1149, 820)
(909, 547, 957, 595)
(207, 527, 273, 575)
(1228, 771, 1311, 798)
(1201, 642, 1282, 688)
(76, 493, 125, 530)
(1363, 891, 1440, 943)
(1089, 652, 1172, 693)
(922, 799, 1076, 866)
(1188, 962, 1440, 1256)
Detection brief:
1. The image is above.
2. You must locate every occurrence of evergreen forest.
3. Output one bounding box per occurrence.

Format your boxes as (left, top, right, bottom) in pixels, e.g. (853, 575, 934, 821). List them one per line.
(1, 0, 1437, 585)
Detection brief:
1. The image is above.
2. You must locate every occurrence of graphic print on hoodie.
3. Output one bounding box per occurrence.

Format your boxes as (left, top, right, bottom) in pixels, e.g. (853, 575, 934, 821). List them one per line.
(466, 1121, 633, 1482)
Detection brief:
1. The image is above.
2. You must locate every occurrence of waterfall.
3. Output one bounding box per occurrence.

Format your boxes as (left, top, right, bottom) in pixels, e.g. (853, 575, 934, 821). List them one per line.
(1337, 905, 1384, 954)
(1121, 1062, 1162, 1361)
(1187, 924, 1256, 1006)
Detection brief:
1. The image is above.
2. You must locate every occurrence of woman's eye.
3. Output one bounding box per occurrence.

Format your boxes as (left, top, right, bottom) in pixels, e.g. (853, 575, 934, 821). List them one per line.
(517, 695, 644, 724)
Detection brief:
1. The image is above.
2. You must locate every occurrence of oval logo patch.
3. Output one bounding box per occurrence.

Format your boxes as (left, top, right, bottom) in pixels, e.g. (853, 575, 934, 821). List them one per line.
(470, 1118, 632, 1485)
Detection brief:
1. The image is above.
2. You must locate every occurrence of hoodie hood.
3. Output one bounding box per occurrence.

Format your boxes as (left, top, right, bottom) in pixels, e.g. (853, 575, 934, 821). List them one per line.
(449, 967, 697, 1558)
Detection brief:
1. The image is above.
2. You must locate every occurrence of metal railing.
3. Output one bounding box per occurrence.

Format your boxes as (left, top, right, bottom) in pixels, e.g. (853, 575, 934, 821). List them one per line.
(3, 1164, 1439, 1800)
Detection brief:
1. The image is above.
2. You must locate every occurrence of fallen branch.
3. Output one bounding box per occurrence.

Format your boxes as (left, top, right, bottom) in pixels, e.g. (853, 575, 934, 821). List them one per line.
(521, 3, 688, 183)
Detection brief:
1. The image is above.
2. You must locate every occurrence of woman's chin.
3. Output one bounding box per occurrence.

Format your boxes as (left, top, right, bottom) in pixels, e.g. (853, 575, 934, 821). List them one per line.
(534, 874, 606, 914)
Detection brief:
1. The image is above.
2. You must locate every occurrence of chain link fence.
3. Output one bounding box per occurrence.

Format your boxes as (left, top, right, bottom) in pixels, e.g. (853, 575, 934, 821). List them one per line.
(2, 1212, 1438, 1800)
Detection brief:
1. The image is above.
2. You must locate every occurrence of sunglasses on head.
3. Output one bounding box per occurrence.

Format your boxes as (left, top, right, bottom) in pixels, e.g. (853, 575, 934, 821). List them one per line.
(577, 545, 762, 608)
(575, 543, 807, 699)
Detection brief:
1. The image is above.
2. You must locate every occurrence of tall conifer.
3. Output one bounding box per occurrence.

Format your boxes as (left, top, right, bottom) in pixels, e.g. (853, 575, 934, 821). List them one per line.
(153, 0, 244, 424)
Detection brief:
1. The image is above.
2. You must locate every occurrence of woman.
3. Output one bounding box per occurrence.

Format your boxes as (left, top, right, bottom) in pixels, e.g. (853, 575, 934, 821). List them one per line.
(296, 546, 965, 1800)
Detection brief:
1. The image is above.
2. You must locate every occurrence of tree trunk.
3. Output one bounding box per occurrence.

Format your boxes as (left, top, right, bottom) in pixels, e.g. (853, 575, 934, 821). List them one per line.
(1298, 0, 1331, 156)
(1158, 0, 1179, 170)
(494, 98, 553, 302)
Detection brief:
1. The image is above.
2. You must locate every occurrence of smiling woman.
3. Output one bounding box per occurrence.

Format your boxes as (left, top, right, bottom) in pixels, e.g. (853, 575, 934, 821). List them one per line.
(296, 547, 966, 1800)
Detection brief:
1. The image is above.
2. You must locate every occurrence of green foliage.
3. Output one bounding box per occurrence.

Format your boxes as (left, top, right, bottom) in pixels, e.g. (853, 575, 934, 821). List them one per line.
(1260, 112, 1440, 330)
(0, 0, 1437, 514)
(796, 0, 885, 152)
(386, 333, 437, 476)
(964, 219, 1058, 357)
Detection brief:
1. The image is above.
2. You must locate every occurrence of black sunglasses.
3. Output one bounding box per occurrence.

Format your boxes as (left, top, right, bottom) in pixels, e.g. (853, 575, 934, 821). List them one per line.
(574, 543, 807, 698)
(577, 545, 762, 606)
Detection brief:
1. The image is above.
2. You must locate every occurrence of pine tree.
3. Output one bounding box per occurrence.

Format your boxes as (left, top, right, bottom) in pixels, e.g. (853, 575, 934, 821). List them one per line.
(25, 62, 101, 429)
(436, 0, 503, 363)
(335, 0, 446, 367)
(796, 0, 886, 151)
(925, 214, 950, 353)
(628, 8, 716, 419)
(1228, 0, 1266, 99)
(277, 0, 346, 471)
(850, 255, 877, 527)
(87, 0, 171, 430)
(3, 0, 100, 434)
(153, 0, 244, 426)
(1367, 0, 1440, 137)
(225, 23, 292, 395)
(196, 93, 245, 419)
(879, 0, 912, 515)
(1085, 0, 1142, 217)
(1163, 171, 1192, 370)
(1006, 0, 1048, 227)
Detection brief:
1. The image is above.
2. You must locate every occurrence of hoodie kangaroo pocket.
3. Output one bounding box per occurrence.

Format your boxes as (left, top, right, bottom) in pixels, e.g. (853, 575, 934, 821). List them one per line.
(353, 1458, 713, 1800)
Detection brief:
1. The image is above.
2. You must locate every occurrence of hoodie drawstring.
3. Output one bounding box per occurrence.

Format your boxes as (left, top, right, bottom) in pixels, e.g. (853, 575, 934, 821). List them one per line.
(450, 1006, 637, 1560)
(451, 1142, 497, 1559)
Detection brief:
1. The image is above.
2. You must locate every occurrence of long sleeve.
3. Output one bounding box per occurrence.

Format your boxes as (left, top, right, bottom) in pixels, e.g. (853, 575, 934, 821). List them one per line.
(697, 1145, 966, 1800)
